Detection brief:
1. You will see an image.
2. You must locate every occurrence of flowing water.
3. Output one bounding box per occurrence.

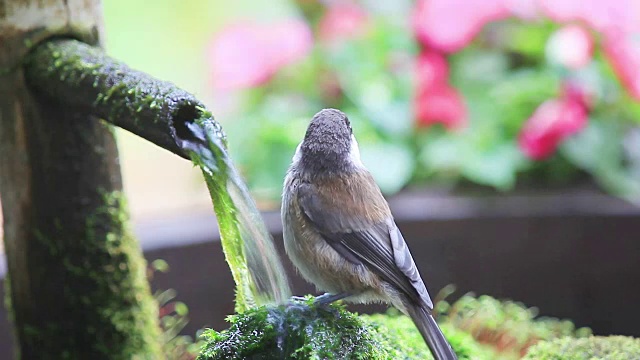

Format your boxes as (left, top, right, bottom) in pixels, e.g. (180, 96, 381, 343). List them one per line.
(176, 113, 291, 312)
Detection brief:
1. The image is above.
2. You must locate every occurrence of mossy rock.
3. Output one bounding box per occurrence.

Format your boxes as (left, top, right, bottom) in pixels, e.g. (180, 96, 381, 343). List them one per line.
(197, 298, 487, 360)
(523, 336, 640, 359)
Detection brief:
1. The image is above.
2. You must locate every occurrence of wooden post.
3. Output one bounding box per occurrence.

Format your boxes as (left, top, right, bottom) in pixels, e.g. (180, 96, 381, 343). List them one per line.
(0, 1, 163, 358)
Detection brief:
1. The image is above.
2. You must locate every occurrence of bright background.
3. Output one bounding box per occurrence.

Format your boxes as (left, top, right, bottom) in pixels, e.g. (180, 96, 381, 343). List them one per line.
(106, 0, 640, 226)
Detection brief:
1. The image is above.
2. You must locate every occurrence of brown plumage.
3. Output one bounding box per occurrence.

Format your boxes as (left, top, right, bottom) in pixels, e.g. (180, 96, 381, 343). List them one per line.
(284, 171, 387, 303)
(281, 109, 457, 360)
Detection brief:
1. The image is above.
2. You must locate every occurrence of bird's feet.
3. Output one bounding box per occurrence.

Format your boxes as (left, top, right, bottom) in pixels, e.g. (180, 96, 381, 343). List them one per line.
(290, 295, 309, 302)
(314, 292, 350, 306)
(287, 296, 313, 313)
(288, 293, 350, 314)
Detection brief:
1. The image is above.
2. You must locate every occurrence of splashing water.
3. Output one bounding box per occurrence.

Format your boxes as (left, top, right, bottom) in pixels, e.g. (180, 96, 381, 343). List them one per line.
(177, 112, 291, 312)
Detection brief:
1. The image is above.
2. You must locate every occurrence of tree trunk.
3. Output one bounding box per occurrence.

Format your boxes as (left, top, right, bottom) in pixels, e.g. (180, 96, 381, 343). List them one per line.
(0, 1, 163, 358)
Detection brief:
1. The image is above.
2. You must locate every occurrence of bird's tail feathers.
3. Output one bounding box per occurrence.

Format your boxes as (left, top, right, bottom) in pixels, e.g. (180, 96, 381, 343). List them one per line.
(406, 304, 458, 360)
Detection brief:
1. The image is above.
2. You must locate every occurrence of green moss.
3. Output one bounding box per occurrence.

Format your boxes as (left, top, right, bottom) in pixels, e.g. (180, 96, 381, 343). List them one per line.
(25, 190, 163, 359)
(197, 298, 487, 360)
(84, 191, 163, 358)
(523, 336, 640, 359)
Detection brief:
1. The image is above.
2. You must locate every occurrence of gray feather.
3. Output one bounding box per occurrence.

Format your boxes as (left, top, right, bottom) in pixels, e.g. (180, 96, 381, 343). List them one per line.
(389, 224, 433, 309)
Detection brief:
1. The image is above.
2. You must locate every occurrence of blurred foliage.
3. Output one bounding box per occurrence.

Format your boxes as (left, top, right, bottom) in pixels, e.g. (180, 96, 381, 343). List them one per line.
(523, 336, 640, 359)
(148, 260, 203, 360)
(213, 1, 640, 204)
(365, 311, 491, 360)
(438, 291, 591, 359)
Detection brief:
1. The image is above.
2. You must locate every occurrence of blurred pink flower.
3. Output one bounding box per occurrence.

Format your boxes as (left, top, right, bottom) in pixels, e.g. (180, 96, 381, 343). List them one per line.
(415, 84, 467, 130)
(319, 3, 369, 44)
(416, 50, 449, 90)
(518, 96, 588, 160)
(412, 0, 508, 52)
(269, 20, 315, 69)
(414, 49, 466, 129)
(208, 20, 312, 90)
(208, 24, 270, 90)
(604, 33, 640, 100)
(539, 0, 639, 36)
(546, 25, 593, 69)
(412, 0, 640, 56)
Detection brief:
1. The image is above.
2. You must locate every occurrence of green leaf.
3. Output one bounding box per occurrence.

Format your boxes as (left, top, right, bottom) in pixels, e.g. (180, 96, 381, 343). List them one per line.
(449, 49, 510, 86)
(460, 143, 525, 190)
(174, 302, 189, 317)
(505, 20, 557, 59)
(419, 134, 463, 177)
(151, 259, 169, 273)
(562, 120, 640, 199)
(360, 142, 415, 194)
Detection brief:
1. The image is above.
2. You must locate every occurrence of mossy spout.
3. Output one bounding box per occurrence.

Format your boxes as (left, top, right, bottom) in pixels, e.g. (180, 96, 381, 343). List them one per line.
(178, 112, 291, 312)
(22, 38, 291, 312)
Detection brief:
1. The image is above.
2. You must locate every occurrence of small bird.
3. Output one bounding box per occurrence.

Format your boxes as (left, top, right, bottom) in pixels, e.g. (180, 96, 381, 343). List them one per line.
(282, 108, 457, 360)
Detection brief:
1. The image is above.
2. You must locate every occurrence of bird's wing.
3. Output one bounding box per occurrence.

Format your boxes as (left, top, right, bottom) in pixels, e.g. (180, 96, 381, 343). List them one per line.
(297, 181, 433, 309)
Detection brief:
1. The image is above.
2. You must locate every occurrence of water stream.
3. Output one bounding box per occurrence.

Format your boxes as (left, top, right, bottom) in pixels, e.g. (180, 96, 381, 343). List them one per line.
(176, 113, 291, 312)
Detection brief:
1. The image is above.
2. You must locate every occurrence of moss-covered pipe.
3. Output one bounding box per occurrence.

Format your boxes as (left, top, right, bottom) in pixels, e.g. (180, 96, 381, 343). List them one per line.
(2, 2, 169, 357)
(23, 39, 225, 159)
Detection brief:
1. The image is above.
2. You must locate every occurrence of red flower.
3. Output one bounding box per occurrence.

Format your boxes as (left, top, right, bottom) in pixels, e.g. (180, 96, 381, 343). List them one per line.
(415, 84, 467, 130)
(416, 50, 449, 89)
(546, 25, 593, 69)
(207, 19, 312, 90)
(319, 3, 369, 45)
(412, 0, 508, 53)
(414, 50, 467, 129)
(518, 96, 588, 160)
